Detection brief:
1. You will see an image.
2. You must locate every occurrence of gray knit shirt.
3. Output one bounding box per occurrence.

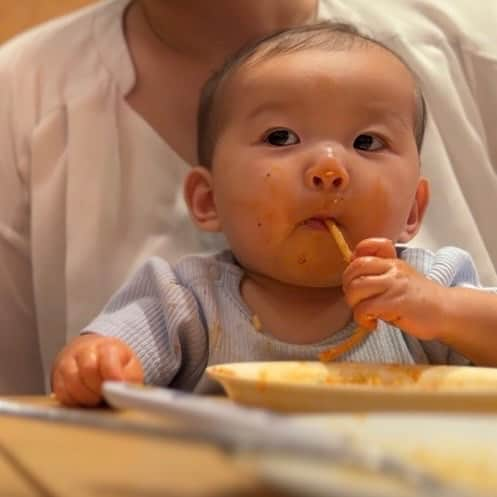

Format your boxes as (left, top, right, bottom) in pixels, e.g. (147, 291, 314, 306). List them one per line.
(84, 247, 495, 392)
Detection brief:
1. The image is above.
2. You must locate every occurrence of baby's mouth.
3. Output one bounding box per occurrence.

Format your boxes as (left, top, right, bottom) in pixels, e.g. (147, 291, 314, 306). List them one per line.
(300, 216, 336, 231)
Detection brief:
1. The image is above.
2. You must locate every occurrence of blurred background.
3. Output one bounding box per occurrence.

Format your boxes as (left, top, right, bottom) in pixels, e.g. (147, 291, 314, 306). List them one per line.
(1, 0, 97, 43)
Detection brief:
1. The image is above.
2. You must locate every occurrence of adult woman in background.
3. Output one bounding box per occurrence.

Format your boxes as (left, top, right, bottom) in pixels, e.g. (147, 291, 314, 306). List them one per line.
(1, 0, 496, 393)
(0, 0, 317, 393)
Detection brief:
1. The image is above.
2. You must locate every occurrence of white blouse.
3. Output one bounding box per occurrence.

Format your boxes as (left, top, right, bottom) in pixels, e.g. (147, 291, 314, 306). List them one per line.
(0, 0, 218, 392)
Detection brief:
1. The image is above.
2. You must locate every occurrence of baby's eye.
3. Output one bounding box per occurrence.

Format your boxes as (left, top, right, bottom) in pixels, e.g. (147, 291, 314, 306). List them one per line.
(264, 128, 300, 146)
(353, 134, 385, 151)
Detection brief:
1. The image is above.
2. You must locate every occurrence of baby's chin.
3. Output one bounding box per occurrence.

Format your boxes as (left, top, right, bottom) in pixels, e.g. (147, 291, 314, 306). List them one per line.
(235, 250, 346, 289)
(277, 259, 346, 288)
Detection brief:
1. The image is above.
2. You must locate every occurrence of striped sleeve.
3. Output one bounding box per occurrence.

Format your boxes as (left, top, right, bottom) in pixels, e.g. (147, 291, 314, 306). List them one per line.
(401, 245, 497, 289)
(402, 246, 497, 365)
(82, 257, 208, 389)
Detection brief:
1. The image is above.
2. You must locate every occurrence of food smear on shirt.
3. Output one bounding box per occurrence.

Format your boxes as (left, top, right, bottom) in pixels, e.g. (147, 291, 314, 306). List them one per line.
(209, 320, 223, 352)
(297, 253, 308, 264)
(251, 314, 263, 332)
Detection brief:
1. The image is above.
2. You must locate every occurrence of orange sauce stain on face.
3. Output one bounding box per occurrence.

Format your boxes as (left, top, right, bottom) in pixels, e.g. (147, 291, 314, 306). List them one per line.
(264, 165, 288, 200)
(278, 228, 345, 286)
(297, 254, 308, 264)
(260, 165, 310, 249)
(255, 164, 347, 285)
(256, 210, 278, 244)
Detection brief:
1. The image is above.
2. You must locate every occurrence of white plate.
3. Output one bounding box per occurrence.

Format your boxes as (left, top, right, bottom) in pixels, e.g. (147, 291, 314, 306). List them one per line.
(103, 382, 497, 497)
(207, 361, 497, 412)
(259, 413, 497, 497)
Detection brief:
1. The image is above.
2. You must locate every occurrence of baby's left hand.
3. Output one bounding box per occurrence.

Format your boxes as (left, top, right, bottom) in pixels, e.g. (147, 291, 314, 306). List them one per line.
(342, 238, 446, 340)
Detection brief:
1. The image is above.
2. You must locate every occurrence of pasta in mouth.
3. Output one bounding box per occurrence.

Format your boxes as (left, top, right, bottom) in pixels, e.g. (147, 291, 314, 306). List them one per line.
(319, 221, 372, 362)
(325, 219, 352, 263)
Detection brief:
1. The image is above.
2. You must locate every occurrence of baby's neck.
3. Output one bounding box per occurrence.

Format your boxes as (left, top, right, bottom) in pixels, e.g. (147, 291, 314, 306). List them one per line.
(240, 272, 352, 345)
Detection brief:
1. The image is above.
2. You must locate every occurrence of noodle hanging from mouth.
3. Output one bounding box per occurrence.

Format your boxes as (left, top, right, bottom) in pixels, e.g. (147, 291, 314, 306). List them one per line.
(325, 220, 352, 263)
(319, 221, 372, 362)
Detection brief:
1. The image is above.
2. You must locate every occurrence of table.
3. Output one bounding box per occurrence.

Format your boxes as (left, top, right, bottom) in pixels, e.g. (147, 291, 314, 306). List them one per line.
(0, 397, 289, 497)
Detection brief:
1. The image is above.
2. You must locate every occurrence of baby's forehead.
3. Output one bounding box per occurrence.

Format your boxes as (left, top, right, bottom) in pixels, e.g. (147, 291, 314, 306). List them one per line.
(239, 43, 413, 84)
(198, 24, 426, 166)
(223, 45, 418, 116)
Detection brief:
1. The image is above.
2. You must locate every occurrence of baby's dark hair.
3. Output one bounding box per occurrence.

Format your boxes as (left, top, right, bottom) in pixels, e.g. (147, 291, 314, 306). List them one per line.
(197, 21, 426, 167)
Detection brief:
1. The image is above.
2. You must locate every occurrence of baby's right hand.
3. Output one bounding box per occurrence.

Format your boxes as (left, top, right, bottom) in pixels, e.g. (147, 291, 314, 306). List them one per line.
(52, 334, 144, 407)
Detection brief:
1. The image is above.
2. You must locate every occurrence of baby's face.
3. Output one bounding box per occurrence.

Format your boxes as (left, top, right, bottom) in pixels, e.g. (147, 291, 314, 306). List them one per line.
(209, 45, 426, 287)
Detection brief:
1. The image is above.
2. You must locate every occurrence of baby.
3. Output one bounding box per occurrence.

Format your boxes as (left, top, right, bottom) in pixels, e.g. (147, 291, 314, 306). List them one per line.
(52, 21, 497, 406)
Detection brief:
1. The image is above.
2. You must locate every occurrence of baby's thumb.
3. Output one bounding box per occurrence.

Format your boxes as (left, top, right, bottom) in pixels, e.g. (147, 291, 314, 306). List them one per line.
(353, 238, 396, 260)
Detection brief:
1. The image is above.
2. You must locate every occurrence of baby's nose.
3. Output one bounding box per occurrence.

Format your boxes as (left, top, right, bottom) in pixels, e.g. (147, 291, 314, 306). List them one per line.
(305, 156, 349, 192)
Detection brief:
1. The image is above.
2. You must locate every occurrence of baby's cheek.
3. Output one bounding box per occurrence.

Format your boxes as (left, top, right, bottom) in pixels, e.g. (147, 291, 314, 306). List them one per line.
(251, 208, 289, 245)
(239, 169, 294, 241)
(219, 199, 287, 262)
(351, 179, 400, 239)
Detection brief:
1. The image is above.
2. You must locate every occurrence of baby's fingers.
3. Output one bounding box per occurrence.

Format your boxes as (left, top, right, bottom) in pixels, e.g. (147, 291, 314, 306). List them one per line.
(75, 348, 104, 397)
(97, 341, 131, 381)
(352, 297, 403, 331)
(344, 273, 394, 309)
(353, 306, 379, 331)
(52, 369, 77, 406)
(343, 259, 392, 302)
(352, 238, 396, 260)
(123, 354, 144, 384)
(53, 357, 102, 407)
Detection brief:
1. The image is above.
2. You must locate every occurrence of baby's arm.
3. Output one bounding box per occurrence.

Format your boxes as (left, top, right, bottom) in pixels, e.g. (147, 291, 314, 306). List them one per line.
(342, 238, 497, 367)
(52, 256, 210, 406)
(52, 334, 143, 406)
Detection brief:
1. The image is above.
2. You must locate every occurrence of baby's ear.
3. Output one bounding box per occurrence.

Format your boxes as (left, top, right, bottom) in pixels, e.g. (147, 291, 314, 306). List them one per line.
(184, 166, 222, 232)
(398, 176, 430, 243)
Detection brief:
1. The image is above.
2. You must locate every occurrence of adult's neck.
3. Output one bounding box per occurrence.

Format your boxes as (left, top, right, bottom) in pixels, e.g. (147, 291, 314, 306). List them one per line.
(136, 0, 318, 63)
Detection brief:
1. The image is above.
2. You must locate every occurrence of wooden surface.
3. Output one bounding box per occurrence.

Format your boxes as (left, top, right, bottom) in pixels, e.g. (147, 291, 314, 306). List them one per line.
(0, 0, 97, 44)
(0, 397, 288, 497)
